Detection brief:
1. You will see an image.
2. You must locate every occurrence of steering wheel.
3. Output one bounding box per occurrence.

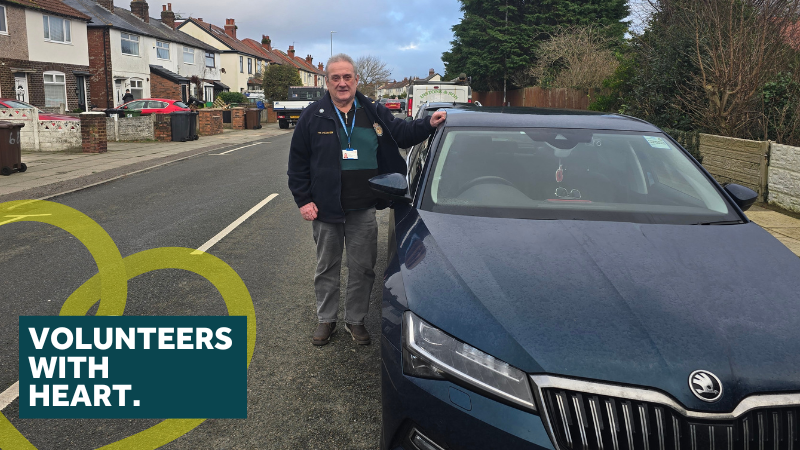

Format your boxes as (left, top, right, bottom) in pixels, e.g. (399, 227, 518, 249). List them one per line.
(456, 176, 514, 196)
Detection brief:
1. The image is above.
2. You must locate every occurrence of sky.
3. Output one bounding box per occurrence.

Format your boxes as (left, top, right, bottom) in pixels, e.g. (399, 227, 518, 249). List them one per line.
(168, 0, 650, 82)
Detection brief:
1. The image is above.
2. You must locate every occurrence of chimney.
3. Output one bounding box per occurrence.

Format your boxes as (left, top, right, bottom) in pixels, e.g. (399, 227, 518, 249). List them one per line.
(288, 45, 295, 58)
(429, 68, 435, 76)
(197, 18, 202, 21)
(96, 0, 114, 11)
(130, 0, 150, 23)
(224, 19, 236, 38)
(318, 62, 323, 71)
(161, 3, 175, 29)
(306, 54, 313, 64)
(261, 35, 271, 50)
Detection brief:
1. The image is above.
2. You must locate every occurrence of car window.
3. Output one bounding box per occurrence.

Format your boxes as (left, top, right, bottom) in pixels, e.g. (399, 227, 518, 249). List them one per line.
(174, 101, 188, 108)
(408, 132, 435, 196)
(148, 101, 167, 109)
(421, 128, 738, 225)
(2, 100, 35, 109)
(125, 101, 146, 110)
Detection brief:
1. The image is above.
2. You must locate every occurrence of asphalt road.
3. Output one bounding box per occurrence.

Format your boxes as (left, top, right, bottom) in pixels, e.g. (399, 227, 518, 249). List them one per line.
(0, 128, 391, 449)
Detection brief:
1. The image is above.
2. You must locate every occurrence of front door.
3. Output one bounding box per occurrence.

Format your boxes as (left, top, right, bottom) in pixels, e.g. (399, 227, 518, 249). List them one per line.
(76, 76, 88, 112)
(114, 79, 124, 107)
(14, 74, 29, 103)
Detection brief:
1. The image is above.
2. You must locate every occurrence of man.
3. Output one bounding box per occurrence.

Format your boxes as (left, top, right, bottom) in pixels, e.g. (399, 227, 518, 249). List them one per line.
(121, 89, 134, 104)
(288, 54, 446, 346)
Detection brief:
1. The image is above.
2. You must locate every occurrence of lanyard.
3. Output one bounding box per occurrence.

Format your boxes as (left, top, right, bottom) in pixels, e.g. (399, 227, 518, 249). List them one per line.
(334, 98, 358, 149)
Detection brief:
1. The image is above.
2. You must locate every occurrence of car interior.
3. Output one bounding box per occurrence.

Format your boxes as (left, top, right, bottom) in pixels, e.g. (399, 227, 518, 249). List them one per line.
(422, 129, 731, 220)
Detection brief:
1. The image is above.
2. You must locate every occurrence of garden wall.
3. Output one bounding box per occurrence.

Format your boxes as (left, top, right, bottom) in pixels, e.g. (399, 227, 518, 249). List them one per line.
(768, 143, 800, 213)
(105, 115, 155, 141)
(0, 107, 81, 151)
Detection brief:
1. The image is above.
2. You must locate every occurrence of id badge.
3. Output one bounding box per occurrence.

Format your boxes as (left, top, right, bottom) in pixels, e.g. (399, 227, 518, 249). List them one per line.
(342, 149, 359, 160)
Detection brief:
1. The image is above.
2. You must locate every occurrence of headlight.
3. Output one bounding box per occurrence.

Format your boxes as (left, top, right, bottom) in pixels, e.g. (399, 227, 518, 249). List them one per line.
(402, 311, 536, 411)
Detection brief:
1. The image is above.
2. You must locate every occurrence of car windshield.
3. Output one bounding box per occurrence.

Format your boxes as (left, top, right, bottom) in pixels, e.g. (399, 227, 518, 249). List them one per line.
(421, 128, 739, 225)
(2, 100, 40, 111)
(174, 101, 188, 108)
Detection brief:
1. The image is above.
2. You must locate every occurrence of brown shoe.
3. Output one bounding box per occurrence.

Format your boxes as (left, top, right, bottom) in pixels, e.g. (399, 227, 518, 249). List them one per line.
(345, 323, 371, 345)
(312, 322, 336, 346)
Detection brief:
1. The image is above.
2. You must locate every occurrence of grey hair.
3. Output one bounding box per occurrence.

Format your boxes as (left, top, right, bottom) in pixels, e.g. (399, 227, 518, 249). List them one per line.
(325, 53, 356, 76)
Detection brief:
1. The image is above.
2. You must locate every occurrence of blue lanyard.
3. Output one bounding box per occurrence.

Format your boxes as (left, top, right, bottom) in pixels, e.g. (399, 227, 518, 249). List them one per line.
(334, 98, 358, 149)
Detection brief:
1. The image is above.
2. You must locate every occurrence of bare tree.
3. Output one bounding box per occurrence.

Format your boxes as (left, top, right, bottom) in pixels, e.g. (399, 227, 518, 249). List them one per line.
(355, 55, 392, 98)
(675, 0, 800, 138)
(531, 25, 619, 90)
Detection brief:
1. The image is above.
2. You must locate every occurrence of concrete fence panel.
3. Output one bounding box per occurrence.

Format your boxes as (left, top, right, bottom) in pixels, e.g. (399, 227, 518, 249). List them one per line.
(699, 134, 769, 202)
(768, 143, 800, 213)
(105, 116, 155, 141)
(0, 107, 81, 151)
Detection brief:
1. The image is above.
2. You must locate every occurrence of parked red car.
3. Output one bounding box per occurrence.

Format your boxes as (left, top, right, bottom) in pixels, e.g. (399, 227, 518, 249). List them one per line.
(380, 98, 403, 112)
(115, 98, 190, 115)
(0, 99, 79, 121)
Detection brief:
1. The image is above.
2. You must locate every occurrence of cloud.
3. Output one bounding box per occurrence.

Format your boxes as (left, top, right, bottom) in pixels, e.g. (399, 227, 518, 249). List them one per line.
(168, 0, 463, 79)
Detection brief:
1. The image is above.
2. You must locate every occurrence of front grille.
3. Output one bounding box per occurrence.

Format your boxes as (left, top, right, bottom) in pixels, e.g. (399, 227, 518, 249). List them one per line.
(541, 388, 799, 450)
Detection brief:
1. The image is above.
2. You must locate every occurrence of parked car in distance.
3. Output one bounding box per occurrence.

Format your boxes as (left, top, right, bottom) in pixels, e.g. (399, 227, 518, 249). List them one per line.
(381, 98, 403, 113)
(114, 98, 190, 115)
(375, 107, 800, 450)
(0, 99, 79, 121)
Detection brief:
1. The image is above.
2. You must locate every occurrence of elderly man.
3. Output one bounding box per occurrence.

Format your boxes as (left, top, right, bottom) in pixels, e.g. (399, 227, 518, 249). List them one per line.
(288, 54, 446, 346)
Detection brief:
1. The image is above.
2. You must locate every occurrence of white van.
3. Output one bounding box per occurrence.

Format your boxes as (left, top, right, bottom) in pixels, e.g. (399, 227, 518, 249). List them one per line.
(406, 80, 472, 118)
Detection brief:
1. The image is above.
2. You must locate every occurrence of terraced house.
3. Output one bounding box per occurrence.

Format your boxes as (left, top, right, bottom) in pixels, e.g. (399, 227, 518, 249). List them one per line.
(61, 0, 224, 108)
(177, 18, 267, 94)
(0, 0, 93, 112)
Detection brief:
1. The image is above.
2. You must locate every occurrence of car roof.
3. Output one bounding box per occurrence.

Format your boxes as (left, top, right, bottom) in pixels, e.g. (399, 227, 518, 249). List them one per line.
(442, 107, 661, 132)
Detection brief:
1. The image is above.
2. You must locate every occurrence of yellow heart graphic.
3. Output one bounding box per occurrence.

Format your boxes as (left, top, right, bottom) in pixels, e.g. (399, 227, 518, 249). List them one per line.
(0, 200, 257, 449)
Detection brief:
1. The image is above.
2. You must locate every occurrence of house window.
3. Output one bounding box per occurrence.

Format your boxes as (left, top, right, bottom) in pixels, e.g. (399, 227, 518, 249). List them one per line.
(183, 47, 194, 64)
(205, 51, 215, 68)
(156, 41, 170, 60)
(121, 32, 139, 56)
(43, 71, 67, 108)
(240, 56, 243, 73)
(43, 15, 71, 43)
(0, 5, 8, 35)
(247, 58, 252, 74)
(130, 78, 144, 99)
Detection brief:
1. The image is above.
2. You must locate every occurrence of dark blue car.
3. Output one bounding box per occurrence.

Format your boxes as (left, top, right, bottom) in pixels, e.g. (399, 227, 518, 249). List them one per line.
(374, 108, 800, 450)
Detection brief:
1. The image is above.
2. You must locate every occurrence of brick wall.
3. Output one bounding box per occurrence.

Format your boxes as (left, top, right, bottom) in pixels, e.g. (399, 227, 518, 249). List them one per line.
(265, 106, 276, 123)
(0, 59, 91, 112)
(80, 113, 107, 153)
(198, 109, 223, 136)
(150, 72, 182, 101)
(87, 27, 114, 109)
(154, 114, 172, 141)
(231, 108, 245, 130)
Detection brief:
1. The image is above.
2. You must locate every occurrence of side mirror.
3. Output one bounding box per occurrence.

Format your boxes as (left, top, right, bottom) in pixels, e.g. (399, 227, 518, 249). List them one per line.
(724, 183, 758, 211)
(369, 173, 412, 204)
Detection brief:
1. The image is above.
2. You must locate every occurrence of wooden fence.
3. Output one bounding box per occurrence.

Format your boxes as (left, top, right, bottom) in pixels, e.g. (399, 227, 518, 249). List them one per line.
(472, 87, 597, 110)
(699, 134, 770, 202)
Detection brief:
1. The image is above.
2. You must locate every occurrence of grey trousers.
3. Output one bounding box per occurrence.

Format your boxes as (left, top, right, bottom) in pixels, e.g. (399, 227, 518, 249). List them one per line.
(311, 208, 378, 325)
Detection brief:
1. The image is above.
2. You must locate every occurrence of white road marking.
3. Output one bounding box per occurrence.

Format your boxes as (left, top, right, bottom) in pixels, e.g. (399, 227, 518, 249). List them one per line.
(211, 142, 267, 155)
(0, 194, 279, 410)
(191, 193, 279, 255)
(0, 381, 18, 411)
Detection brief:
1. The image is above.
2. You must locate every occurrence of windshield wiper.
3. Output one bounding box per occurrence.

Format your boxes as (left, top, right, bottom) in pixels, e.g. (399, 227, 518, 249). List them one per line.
(691, 220, 744, 225)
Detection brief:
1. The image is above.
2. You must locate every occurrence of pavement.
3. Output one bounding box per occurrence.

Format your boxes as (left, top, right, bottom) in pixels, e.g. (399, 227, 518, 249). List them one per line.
(1, 124, 799, 258)
(0, 125, 291, 202)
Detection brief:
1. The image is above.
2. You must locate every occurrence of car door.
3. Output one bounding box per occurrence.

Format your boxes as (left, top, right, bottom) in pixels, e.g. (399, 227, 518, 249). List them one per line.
(123, 100, 146, 111)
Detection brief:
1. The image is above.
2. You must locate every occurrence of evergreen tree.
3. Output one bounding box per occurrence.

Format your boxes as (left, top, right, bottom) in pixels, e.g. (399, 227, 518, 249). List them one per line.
(262, 64, 303, 102)
(443, 0, 629, 91)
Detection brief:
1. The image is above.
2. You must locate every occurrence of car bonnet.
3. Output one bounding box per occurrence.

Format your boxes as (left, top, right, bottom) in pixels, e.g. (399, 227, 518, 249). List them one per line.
(397, 209, 800, 413)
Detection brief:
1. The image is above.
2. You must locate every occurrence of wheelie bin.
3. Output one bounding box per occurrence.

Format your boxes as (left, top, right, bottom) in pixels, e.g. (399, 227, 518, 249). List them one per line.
(0, 121, 26, 176)
(170, 111, 192, 142)
(245, 109, 262, 130)
(188, 111, 199, 140)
